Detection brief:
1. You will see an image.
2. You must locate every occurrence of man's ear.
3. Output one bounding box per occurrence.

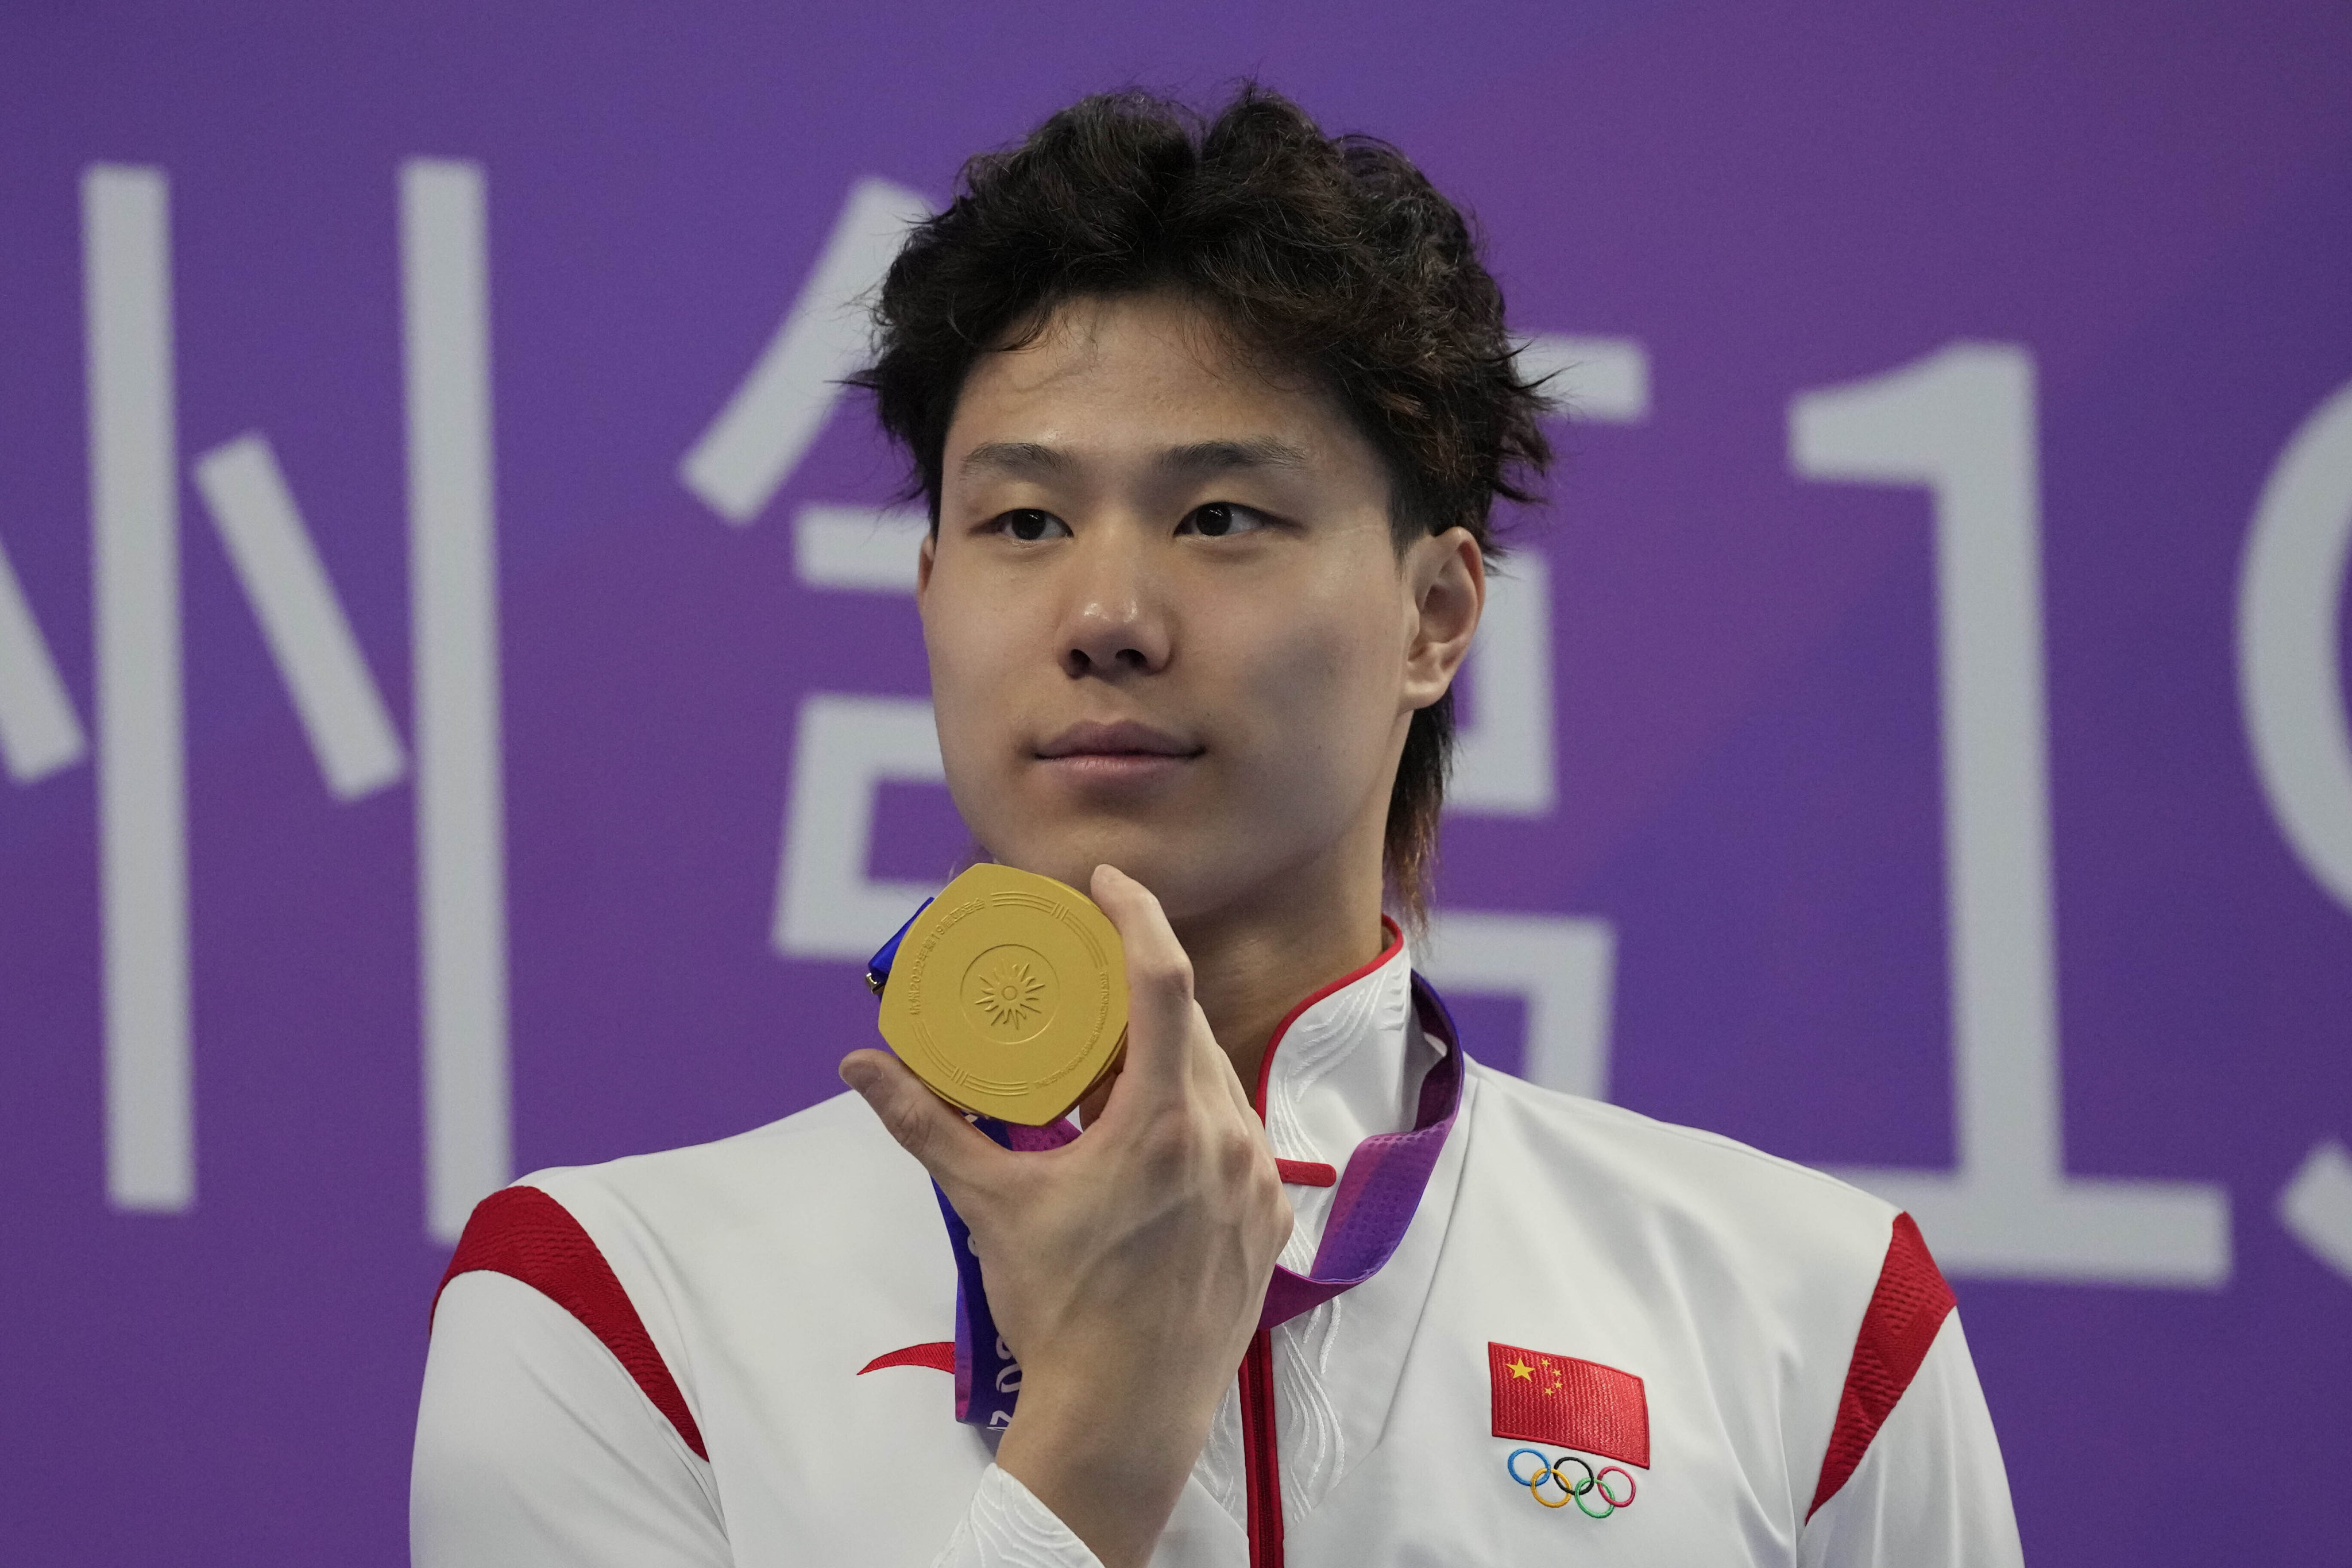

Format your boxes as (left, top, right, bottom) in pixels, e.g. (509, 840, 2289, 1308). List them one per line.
(1401, 526, 1484, 711)
(917, 527, 938, 600)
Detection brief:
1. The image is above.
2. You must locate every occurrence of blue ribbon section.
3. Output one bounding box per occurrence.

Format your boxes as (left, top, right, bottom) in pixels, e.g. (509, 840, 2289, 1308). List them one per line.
(865, 897, 931, 997)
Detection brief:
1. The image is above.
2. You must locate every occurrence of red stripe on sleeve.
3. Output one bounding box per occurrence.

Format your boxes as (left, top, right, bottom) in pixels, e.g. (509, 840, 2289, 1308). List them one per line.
(434, 1185, 709, 1461)
(1808, 1211, 1957, 1518)
(859, 1342, 956, 1375)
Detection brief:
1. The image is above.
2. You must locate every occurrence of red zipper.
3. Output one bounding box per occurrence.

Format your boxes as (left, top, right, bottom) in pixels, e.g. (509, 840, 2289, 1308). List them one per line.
(1238, 918, 1399, 1568)
(1239, 1327, 1284, 1568)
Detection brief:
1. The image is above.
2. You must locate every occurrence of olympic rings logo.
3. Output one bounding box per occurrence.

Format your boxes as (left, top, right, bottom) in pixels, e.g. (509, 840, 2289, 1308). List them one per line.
(1504, 1448, 1638, 1518)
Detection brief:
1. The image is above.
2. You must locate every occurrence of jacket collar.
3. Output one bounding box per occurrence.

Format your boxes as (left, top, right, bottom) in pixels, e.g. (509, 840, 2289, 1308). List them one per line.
(1252, 917, 1447, 1270)
(1189, 920, 1477, 1528)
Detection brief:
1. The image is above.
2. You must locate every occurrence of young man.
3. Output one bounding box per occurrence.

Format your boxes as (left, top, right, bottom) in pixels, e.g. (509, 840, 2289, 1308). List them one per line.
(412, 89, 2022, 1567)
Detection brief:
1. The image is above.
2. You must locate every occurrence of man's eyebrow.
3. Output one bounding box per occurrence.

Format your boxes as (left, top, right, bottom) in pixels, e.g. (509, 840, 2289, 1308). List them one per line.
(1157, 438, 1311, 475)
(956, 436, 1311, 481)
(958, 441, 1072, 478)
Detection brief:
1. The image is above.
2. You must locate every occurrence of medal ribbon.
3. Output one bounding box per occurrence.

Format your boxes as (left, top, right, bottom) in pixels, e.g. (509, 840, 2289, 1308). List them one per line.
(870, 920, 1465, 1429)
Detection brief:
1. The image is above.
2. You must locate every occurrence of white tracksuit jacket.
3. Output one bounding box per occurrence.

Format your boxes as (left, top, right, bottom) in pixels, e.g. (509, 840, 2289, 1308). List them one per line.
(411, 930, 2022, 1567)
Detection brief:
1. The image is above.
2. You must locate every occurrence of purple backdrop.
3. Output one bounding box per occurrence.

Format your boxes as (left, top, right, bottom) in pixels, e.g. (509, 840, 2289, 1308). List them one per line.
(3, 3, 2350, 1563)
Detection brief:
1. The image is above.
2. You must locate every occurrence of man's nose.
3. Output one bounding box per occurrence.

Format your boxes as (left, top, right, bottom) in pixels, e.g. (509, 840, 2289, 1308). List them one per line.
(1059, 524, 1171, 679)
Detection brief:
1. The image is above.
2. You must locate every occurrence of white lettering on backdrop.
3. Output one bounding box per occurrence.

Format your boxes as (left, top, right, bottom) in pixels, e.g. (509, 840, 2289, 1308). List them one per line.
(14, 173, 2334, 1273)
(84, 164, 192, 1214)
(35, 161, 509, 1239)
(401, 160, 512, 1244)
(1792, 343, 2233, 1286)
(0, 530, 87, 783)
(2236, 374, 2352, 1283)
(192, 435, 408, 800)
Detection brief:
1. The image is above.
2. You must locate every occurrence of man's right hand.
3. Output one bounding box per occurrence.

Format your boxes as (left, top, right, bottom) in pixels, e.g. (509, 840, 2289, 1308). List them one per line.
(839, 863, 1293, 1568)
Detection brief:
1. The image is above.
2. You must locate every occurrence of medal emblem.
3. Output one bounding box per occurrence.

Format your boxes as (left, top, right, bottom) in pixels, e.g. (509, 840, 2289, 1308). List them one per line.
(874, 863, 1129, 1126)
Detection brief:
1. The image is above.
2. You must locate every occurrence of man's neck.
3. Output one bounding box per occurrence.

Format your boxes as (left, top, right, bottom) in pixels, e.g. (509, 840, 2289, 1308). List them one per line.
(1172, 886, 1392, 1099)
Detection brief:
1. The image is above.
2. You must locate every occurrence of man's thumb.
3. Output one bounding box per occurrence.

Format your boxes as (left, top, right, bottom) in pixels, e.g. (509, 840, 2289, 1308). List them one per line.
(839, 1049, 994, 1192)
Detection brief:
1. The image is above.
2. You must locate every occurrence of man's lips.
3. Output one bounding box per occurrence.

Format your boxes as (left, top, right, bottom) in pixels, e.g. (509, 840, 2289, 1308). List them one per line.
(1034, 720, 1203, 762)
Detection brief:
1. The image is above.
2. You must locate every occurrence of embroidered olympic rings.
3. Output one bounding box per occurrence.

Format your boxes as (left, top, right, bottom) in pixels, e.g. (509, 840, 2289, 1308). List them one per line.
(1504, 1448, 1637, 1517)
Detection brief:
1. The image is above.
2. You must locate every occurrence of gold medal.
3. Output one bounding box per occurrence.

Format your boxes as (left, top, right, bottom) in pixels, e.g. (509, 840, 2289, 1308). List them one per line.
(875, 863, 1129, 1126)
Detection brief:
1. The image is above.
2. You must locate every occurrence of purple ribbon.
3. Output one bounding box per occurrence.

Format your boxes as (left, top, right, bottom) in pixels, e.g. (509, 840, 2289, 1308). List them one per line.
(920, 976, 1466, 1429)
(1253, 977, 1464, 1335)
(932, 1117, 1079, 1428)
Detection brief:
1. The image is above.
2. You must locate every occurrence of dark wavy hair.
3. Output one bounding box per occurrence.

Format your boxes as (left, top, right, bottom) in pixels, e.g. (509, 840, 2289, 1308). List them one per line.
(852, 85, 1552, 920)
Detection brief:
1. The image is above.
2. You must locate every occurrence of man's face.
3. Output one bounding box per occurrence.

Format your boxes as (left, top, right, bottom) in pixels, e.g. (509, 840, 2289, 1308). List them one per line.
(919, 290, 1478, 927)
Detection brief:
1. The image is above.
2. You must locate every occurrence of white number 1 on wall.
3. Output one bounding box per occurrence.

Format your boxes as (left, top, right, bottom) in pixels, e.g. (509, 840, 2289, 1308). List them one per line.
(1791, 342, 2230, 1287)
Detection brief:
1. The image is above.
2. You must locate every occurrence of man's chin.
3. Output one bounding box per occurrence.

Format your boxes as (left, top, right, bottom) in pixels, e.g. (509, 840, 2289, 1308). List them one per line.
(987, 833, 1233, 916)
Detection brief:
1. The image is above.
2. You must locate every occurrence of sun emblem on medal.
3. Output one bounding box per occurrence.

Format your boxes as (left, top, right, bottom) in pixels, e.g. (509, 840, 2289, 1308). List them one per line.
(970, 958, 1049, 1032)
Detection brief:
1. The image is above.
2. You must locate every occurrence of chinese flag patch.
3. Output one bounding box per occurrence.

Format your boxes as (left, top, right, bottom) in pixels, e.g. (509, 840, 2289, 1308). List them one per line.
(1488, 1342, 1650, 1468)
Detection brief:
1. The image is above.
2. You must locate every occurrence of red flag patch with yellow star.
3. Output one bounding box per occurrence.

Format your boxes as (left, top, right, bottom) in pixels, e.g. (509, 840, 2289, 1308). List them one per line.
(1488, 1342, 1650, 1468)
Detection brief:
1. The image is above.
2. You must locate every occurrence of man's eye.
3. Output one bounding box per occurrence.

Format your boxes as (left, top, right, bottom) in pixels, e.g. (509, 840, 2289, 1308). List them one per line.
(994, 509, 1069, 542)
(1179, 502, 1269, 538)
